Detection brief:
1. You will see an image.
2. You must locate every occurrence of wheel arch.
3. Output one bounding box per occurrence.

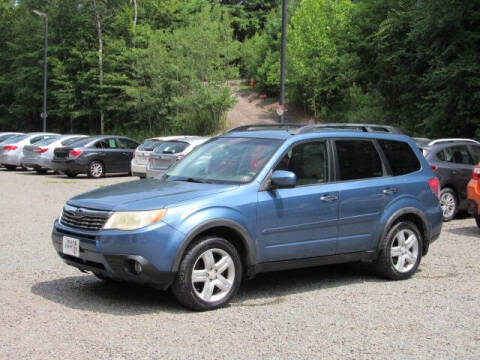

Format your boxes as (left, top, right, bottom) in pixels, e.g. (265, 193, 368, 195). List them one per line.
(377, 208, 431, 256)
(171, 219, 256, 276)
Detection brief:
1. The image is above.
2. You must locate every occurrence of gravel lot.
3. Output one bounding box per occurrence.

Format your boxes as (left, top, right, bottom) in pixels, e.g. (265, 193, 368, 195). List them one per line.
(1, 169, 479, 359)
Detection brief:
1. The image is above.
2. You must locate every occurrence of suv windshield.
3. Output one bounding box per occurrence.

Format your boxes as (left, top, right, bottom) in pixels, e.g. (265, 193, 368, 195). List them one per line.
(166, 137, 281, 184)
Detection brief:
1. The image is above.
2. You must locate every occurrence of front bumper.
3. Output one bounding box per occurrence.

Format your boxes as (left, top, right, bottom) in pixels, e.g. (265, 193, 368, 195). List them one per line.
(52, 219, 185, 289)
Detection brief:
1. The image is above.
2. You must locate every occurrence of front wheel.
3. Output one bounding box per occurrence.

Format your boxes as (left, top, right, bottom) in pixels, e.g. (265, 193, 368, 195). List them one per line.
(65, 171, 78, 178)
(36, 169, 48, 175)
(440, 187, 457, 221)
(88, 160, 105, 178)
(171, 237, 242, 311)
(475, 217, 480, 228)
(374, 221, 423, 280)
(4, 165, 16, 171)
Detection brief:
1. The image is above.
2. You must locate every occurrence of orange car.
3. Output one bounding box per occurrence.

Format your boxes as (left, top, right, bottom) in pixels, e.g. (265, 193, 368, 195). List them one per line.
(467, 164, 480, 227)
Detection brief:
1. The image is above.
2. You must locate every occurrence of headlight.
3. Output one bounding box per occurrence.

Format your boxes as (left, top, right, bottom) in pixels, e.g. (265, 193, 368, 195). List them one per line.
(103, 209, 167, 231)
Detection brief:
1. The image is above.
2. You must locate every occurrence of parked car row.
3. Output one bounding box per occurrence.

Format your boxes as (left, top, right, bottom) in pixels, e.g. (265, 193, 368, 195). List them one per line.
(2, 128, 480, 224)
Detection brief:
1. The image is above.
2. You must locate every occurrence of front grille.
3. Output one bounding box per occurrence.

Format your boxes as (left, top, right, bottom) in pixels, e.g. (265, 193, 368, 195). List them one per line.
(61, 204, 111, 232)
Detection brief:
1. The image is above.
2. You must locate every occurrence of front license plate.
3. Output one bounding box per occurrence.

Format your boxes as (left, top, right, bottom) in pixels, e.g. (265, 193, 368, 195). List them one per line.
(63, 236, 80, 258)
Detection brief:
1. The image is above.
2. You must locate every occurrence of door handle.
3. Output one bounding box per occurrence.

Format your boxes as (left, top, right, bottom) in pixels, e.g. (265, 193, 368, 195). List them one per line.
(320, 194, 338, 202)
(451, 170, 458, 175)
(383, 187, 397, 195)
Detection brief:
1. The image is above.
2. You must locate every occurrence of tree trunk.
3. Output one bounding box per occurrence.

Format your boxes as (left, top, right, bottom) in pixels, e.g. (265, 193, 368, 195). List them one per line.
(131, 0, 137, 47)
(93, 0, 104, 134)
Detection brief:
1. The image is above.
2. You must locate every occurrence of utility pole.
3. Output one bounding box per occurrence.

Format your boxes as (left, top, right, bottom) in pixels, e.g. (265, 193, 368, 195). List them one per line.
(279, 0, 287, 123)
(33, 10, 48, 132)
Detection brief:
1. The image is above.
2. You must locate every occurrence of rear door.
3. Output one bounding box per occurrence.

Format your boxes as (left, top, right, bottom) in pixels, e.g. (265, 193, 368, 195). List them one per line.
(436, 145, 475, 203)
(117, 138, 140, 172)
(93, 138, 123, 172)
(334, 139, 392, 253)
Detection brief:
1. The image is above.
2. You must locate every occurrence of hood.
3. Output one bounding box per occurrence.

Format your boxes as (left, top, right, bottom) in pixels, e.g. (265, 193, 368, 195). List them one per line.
(67, 178, 237, 211)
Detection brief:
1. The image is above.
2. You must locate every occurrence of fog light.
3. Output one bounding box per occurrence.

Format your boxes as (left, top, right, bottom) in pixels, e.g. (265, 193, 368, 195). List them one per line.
(133, 261, 142, 275)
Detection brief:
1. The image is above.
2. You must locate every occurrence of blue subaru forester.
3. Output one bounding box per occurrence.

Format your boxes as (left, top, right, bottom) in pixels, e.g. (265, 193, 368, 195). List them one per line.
(52, 124, 443, 310)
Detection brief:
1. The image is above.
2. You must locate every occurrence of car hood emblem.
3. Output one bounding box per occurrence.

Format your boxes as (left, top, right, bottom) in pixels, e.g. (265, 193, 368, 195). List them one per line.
(74, 208, 85, 218)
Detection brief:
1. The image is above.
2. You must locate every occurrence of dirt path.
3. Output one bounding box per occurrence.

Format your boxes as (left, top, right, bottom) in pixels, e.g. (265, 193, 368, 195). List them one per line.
(226, 81, 314, 130)
(226, 81, 278, 129)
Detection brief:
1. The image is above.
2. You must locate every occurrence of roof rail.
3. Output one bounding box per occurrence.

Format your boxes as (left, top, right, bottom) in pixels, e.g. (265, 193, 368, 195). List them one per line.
(295, 123, 403, 135)
(227, 123, 305, 133)
(428, 138, 480, 146)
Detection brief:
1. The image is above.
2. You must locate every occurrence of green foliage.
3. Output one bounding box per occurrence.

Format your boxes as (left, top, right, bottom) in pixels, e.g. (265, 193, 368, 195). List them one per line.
(0, 0, 237, 135)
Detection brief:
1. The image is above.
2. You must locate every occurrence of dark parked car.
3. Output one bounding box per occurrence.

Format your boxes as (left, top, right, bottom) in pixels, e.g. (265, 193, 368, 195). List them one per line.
(423, 138, 480, 221)
(51, 136, 139, 178)
(52, 124, 442, 310)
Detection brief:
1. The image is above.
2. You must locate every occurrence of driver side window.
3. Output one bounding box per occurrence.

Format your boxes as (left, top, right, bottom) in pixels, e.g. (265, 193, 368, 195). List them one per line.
(275, 141, 329, 186)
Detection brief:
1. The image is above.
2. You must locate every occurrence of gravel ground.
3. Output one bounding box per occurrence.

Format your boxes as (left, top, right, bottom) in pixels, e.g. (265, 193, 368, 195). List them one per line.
(1, 169, 479, 359)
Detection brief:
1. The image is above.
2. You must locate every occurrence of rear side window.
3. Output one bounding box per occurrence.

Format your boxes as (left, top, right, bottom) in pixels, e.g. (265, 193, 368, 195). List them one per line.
(118, 138, 139, 149)
(436, 146, 473, 165)
(61, 137, 84, 146)
(468, 145, 480, 164)
(153, 141, 189, 154)
(336, 140, 383, 181)
(378, 140, 421, 176)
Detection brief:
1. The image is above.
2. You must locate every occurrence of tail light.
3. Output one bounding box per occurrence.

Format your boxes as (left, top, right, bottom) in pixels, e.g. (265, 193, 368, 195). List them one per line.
(430, 165, 438, 171)
(34, 147, 48, 154)
(472, 165, 480, 180)
(176, 154, 185, 161)
(428, 177, 440, 198)
(69, 149, 83, 158)
(132, 152, 136, 159)
(3, 145, 18, 151)
(147, 156, 152, 163)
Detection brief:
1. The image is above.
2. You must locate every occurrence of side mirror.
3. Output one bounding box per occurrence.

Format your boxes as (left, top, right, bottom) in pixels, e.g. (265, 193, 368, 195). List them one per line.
(270, 170, 296, 189)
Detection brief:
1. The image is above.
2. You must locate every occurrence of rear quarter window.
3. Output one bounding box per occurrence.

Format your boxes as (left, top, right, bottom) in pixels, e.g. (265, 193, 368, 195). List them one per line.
(378, 139, 421, 176)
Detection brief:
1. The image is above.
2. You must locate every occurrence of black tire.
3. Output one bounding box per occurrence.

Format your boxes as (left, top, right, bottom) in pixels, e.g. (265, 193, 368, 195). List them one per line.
(439, 187, 457, 222)
(374, 221, 423, 280)
(171, 236, 242, 311)
(65, 171, 78, 178)
(475, 217, 480, 228)
(36, 169, 48, 175)
(4, 165, 16, 171)
(88, 160, 105, 178)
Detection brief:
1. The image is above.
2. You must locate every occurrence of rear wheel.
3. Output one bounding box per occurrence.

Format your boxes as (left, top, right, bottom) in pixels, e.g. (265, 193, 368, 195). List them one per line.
(36, 169, 48, 175)
(172, 237, 242, 311)
(440, 187, 457, 221)
(4, 165, 16, 171)
(374, 221, 422, 280)
(88, 160, 105, 178)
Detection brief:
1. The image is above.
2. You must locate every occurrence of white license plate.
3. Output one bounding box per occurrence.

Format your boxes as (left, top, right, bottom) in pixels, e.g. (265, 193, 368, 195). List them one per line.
(63, 236, 80, 258)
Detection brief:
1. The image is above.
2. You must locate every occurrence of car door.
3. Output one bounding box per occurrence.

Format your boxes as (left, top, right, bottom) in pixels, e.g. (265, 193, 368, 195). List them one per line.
(117, 138, 139, 172)
(334, 139, 391, 253)
(94, 138, 123, 172)
(436, 145, 475, 203)
(257, 140, 338, 263)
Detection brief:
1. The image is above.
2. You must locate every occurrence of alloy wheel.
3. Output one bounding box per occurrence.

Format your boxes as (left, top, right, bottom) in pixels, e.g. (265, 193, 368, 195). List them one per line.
(191, 248, 235, 303)
(440, 192, 456, 219)
(390, 229, 419, 273)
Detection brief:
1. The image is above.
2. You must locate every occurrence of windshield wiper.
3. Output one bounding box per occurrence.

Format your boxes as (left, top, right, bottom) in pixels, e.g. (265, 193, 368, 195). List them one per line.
(174, 177, 206, 183)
